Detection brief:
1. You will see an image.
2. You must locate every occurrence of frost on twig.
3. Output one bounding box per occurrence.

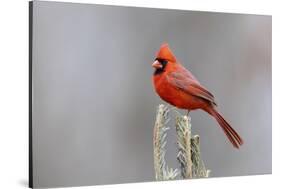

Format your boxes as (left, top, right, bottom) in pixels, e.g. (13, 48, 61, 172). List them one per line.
(153, 104, 210, 181)
(175, 115, 192, 178)
(175, 115, 210, 179)
(153, 104, 179, 181)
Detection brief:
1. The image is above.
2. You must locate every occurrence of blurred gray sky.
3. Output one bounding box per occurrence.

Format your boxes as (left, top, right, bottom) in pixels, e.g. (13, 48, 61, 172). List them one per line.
(32, 1, 271, 188)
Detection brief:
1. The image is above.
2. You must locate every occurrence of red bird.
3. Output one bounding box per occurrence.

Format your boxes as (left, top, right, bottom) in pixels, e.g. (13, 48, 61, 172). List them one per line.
(152, 43, 243, 148)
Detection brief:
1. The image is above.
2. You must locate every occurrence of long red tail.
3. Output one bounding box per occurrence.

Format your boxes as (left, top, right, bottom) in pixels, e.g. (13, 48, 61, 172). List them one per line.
(207, 108, 243, 149)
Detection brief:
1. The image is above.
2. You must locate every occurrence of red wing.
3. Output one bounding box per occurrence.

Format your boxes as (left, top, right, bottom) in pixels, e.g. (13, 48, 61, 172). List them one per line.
(166, 71, 217, 105)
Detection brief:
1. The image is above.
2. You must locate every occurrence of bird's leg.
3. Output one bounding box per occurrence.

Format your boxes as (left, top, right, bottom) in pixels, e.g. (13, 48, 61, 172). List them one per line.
(186, 110, 190, 116)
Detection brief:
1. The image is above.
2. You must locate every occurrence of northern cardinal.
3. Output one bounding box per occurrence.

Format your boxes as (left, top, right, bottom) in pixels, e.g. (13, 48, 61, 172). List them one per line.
(152, 43, 243, 148)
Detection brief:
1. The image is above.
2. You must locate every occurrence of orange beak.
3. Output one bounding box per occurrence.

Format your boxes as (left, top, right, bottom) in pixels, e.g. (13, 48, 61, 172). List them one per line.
(152, 60, 162, 69)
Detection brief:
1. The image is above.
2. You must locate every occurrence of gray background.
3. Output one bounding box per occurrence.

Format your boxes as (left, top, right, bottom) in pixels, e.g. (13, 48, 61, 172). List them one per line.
(32, 1, 272, 188)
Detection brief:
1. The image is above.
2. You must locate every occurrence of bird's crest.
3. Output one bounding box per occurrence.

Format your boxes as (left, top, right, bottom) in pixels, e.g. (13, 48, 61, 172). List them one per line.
(156, 43, 177, 62)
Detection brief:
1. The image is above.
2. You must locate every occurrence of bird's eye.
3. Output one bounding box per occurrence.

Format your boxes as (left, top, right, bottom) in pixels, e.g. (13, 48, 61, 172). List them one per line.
(155, 58, 168, 67)
(155, 58, 163, 62)
(155, 58, 167, 64)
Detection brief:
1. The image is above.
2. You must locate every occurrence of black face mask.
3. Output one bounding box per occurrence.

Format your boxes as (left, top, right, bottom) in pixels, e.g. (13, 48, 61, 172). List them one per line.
(154, 58, 168, 75)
